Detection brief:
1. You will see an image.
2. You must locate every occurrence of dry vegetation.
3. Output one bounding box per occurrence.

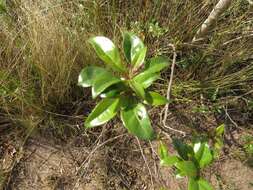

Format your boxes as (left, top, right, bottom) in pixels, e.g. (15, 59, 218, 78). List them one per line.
(1, 0, 253, 190)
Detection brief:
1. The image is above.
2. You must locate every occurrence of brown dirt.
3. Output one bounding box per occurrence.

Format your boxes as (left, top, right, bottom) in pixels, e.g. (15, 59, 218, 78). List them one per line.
(1, 104, 253, 190)
(1, 130, 253, 190)
(1, 130, 185, 190)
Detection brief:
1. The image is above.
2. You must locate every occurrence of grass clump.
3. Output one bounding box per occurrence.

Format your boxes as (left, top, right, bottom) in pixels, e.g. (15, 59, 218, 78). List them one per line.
(0, 1, 253, 188)
(0, 0, 251, 153)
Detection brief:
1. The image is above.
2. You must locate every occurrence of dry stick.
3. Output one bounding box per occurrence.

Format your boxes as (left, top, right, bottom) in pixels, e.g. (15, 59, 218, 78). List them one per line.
(224, 106, 244, 131)
(247, 0, 253, 5)
(222, 33, 253, 46)
(136, 137, 154, 190)
(162, 44, 186, 136)
(193, 0, 232, 42)
(73, 133, 127, 189)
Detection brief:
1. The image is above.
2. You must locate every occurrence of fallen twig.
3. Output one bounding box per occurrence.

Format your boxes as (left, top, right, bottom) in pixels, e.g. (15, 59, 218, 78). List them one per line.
(136, 137, 154, 190)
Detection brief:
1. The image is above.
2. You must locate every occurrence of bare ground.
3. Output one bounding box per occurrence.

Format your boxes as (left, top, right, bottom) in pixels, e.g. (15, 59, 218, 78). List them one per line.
(1, 104, 253, 190)
(1, 130, 253, 190)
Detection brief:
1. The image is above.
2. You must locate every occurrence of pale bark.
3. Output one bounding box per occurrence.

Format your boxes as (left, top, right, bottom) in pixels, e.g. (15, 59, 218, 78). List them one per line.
(247, 0, 253, 5)
(193, 0, 232, 42)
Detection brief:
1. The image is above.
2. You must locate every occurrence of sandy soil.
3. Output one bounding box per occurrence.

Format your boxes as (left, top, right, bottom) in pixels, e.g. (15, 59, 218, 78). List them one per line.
(1, 130, 253, 190)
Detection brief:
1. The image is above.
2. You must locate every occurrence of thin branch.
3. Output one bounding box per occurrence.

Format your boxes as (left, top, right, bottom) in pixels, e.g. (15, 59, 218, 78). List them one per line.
(224, 106, 244, 131)
(73, 131, 127, 189)
(222, 33, 253, 46)
(162, 44, 186, 136)
(193, 0, 232, 42)
(247, 0, 253, 5)
(136, 137, 154, 190)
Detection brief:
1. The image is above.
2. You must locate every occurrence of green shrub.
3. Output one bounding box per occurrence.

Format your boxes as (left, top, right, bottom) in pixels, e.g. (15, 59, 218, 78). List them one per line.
(159, 125, 225, 190)
(78, 32, 170, 140)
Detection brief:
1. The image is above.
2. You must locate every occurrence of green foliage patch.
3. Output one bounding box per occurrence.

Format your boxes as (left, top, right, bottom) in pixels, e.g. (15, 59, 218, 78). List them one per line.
(78, 32, 170, 140)
(159, 125, 225, 190)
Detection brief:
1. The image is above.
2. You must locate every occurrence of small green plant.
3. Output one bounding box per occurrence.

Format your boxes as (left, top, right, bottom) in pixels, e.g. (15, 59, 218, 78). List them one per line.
(242, 134, 253, 155)
(159, 125, 225, 190)
(78, 32, 170, 140)
(213, 124, 225, 158)
(148, 20, 168, 38)
(0, 0, 6, 14)
(159, 140, 213, 190)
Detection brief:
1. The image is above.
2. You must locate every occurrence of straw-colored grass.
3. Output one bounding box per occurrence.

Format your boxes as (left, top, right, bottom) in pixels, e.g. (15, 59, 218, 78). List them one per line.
(0, 0, 253, 129)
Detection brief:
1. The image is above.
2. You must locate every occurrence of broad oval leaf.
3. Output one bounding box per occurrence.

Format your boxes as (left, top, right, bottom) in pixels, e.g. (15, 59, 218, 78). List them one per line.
(188, 178, 213, 190)
(159, 142, 169, 159)
(0, 1, 6, 13)
(123, 32, 132, 62)
(89, 36, 125, 72)
(159, 142, 179, 166)
(175, 161, 198, 177)
(100, 82, 127, 98)
(123, 32, 146, 68)
(144, 91, 168, 106)
(100, 88, 120, 98)
(78, 66, 107, 88)
(119, 95, 139, 110)
(215, 124, 225, 137)
(92, 71, 122, 99)
(194, 142, 213, 168)
(188, 178, 199, 190)
(85, 98, 120, 128)
(134, 72, 160, 89)
(175, 169, 185, 179)
(198, 179, 213, 190)
(129, 80, 146, 99)
(161, 156, 179, 167)
(173, 139, 194, 160)
(120, 103, 155, 140)
(133, 47, 147, 69)
(144, 56, 170, 73)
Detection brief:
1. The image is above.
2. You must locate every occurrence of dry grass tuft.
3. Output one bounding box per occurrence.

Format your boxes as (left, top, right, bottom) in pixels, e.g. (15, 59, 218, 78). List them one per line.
(0, 0, 253, 131)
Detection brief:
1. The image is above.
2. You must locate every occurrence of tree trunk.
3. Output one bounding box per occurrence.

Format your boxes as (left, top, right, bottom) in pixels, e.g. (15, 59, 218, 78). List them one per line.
(193, 0, 232, 42)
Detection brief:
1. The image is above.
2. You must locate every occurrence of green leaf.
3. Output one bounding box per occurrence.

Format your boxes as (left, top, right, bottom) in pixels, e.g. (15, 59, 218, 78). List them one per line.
(129, 80, 146, 99)
(173, 139, 194, 160)
(100, 82, 126, 98)
(132, 56, 169, 88)
(159, 142, 169, 159)
(92, 71, 121, 98)
(188, 178, 213, 190)
(159, 142, 179, 166)
(85, 98, 120, 128)
(123, 32, 146, 68)
(198, 179, 213, 190)
(120, 103, 155, 140)
(175, 169, 185, 179)
(144, 56, 170, 73)
(134, 72, 160, 89)
(133, 47, 147, 69)
(215, 124, 225, 137)
(194, 142, 213, 168)
(213, 138, 223, 158)
(194, 142, 205, 160)
(144, 91, 168, 106)
(161, 156, 179, 167)
(78, 66, 107, 88)
(89, 36, 125, 72)
(123, 32, 132, 62)
(100, 88, 120, 98)
(175, 161, 198, 177)
(119, 95, 137, 110)
(188, 178, 199, 190)
(0, 0, 6, 13)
